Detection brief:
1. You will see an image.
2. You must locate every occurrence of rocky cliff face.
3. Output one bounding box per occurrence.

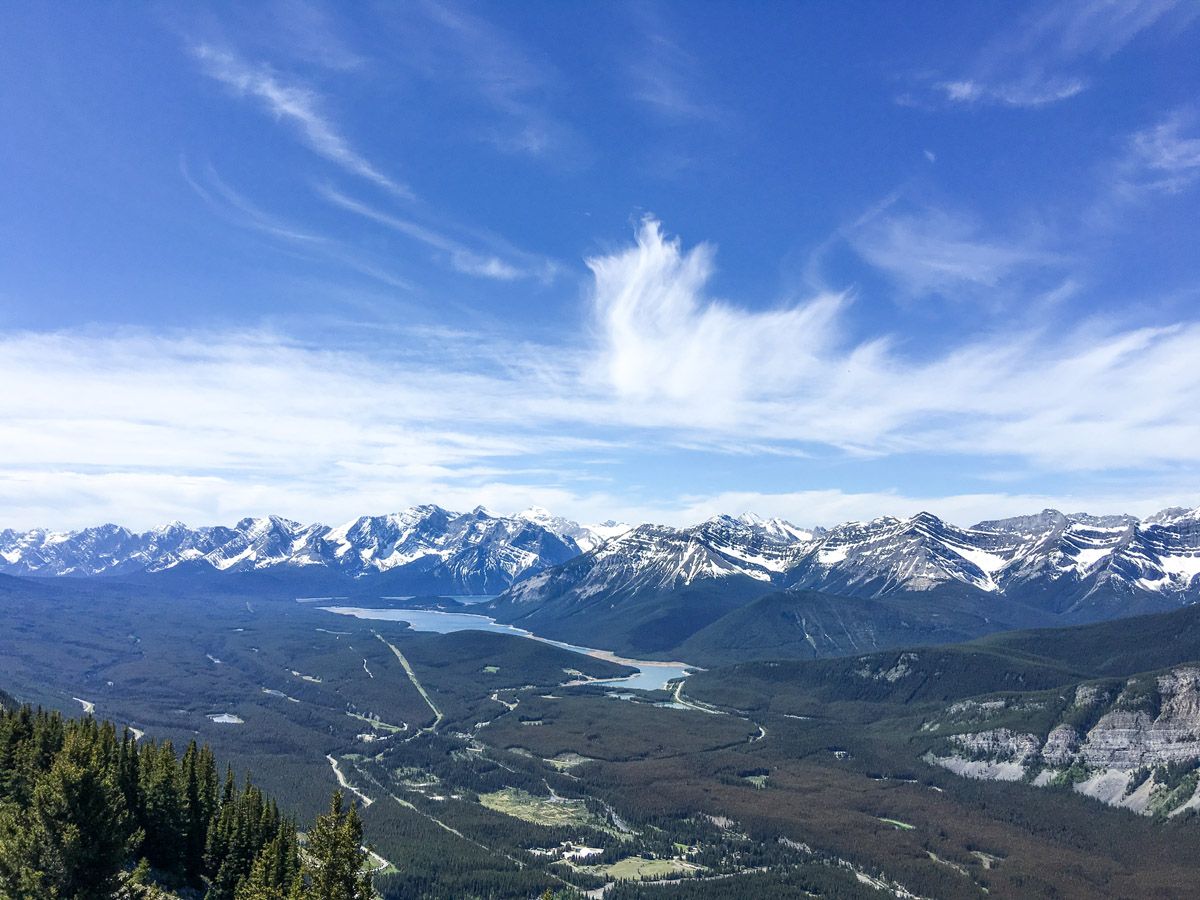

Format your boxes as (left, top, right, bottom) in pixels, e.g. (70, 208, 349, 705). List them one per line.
(492, 515, 811, 614)
(490, 506, 1200, 635)
(925, 667, 1200, 817)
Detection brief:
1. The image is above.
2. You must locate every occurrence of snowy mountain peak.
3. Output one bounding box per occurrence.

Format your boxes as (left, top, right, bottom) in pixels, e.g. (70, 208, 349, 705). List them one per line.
(0, 505, 581, 591)
(1144, 506, 1200, 526)
(490, 504, 1200, 636)
(514, 507, 631, 552)
(4, 504, 1200, 608)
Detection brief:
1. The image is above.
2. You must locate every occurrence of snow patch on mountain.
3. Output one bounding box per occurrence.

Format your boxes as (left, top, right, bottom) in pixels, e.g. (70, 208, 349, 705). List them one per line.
(0, 506, 580, 592)
(514, 506, 630, 552)
(5, 504, 1200, 610)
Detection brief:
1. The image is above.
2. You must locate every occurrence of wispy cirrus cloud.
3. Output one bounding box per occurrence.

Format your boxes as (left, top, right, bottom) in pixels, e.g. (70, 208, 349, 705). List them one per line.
(181, 159, 557, 288)
(262, 0, 367, 72)
(186, 23, 565, 288)
(7, 220, 1200, 530)
(191, 43, 411, 197)
(1114, 109, 1200, 197)
(625, 18, 727, 125)
(381, 0, 580, 159)
(1080, 108, 1200, 228)
(585, 219, 1200, 471)
(180, 159, 416, 293)
(587, 220, 848, 424)
(845, 200, 1060, 300)
(180, 157, 324, 243)
(902, 0, 1196, 109)
(316, 185, 556, 282)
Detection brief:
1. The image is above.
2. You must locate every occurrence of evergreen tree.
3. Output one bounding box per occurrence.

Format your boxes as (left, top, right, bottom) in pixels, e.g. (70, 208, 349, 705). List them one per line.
(207, 776, 284, 900)
(114, 729, 140, 822)
(303, 791, 373, 900)
(0, 704, 329, 900)
(182, 740, 218, 881)
(234, 823, 302, 900)
(0, 802, 54, 899)
(137, 740, 186, 878)
(15, 727, 137, 899)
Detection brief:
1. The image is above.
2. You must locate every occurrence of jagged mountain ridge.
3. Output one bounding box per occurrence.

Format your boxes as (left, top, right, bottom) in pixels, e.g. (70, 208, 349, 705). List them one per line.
(4, 504, 1198, 607)
(0, 505, 596, 593)
(503, 514, 814, 598)
(484, 514, 814, 652)
(789, 508, 1200, 602)
(485, 506, 1200, 657)
(494, 506, 1200, 612)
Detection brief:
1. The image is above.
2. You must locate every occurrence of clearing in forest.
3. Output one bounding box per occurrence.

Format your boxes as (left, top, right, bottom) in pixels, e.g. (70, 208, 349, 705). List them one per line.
(478, 787, 598, 829)
(575, 856, 704, 880)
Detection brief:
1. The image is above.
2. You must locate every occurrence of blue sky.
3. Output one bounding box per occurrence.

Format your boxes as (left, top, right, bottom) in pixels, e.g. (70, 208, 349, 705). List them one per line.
(2, 0, 1199, 530)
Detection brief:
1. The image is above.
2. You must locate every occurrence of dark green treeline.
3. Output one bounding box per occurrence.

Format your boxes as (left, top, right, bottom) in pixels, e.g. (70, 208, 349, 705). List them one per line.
(0, 704, 373, 900)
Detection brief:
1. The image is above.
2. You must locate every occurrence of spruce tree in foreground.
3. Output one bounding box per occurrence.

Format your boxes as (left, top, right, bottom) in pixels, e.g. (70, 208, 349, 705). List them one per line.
(0, 724, 139, 900)
(302, 791, 374, 900)
(0, 704, 377, 900)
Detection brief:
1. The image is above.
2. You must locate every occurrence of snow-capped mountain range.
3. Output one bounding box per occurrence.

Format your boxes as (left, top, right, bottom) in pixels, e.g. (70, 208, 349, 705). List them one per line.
(0, 505, 617, 593)
(494, 507, 1200, 614)
(3, 505, 1199, 605)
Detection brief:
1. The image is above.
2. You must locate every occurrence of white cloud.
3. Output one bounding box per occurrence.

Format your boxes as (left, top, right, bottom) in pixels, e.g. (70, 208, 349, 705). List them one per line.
(0, 328, 611, 529)
(188, 35, 564, 284)
(935, 75, 1086, 109)
(180, 160, 416, 293)
(380, 1, 579, 160)
(5, 219, 1200, 530)
(1117, 110, 1200, 196)
(181, 158, 325, 243)
(626, 22, 726, 124)
(1084, 109, 1200, 227)
(192, 44, 411, 197)
(848, 204, 1056, 298)
(918, 0, 1195, 109)
(265, 0, 367, 72)
(316, 185, 544, 282)
(584, 219, 1200, 470)
(450, 252, 523, 281)
(587, 219, 847, 423)
(2, 468, 1190, 536)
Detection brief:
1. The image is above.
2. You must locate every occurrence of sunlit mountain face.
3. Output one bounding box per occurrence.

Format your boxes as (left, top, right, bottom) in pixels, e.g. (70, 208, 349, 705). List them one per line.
(8, 503, 1197, 611)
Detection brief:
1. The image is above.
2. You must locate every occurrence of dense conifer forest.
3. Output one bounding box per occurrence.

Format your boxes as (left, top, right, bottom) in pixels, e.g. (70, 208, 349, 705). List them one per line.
(0, 702, 373, 900)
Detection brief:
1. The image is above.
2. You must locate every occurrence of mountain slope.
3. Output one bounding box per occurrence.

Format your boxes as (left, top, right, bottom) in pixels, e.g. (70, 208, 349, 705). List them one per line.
(780, 507, 1200, 609)
(676, 586, 1038, 667)
(487, 505, 1200, 661)
(486, 516, 814, 653)
(685, 600, 1200, 820)
(690, 603, 1200, 718)
(0, 506, 581, 594)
